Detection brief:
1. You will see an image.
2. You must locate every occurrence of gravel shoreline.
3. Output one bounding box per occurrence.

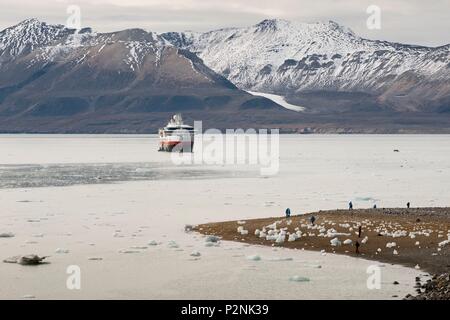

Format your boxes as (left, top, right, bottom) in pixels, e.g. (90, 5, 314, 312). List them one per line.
(195, 208, 450, 300)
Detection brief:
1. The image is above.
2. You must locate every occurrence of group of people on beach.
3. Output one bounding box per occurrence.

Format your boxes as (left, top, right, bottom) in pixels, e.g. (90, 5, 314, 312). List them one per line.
(285, 201, 412, 218)
(284, 200, 413, 254)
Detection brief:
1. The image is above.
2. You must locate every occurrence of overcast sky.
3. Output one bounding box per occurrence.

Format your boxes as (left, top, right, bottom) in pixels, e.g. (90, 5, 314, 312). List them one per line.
(1, 0, 449, 47)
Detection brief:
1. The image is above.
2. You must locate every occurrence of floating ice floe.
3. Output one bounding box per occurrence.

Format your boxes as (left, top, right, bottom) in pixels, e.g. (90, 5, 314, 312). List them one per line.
(205, 235, 220, 243)
(268, 257, 293, 262)
(22, 295, 36, 299)
(190, 251, 201, 257)
(4, 255, 48, 265)
(289, 276, 310, 282)
(130, 246, 147, 250)
(167, 241, 179, 248)
(148, 240, 159, 246)
(118, 249, 140, 254)
(246, 255, 261, 261)
(32, 233, 44, 238)
(0, 232, 15, 238)
(55, 248, 69, 254)
(184, 225, 194, 232)
(113, 232, 124, 238)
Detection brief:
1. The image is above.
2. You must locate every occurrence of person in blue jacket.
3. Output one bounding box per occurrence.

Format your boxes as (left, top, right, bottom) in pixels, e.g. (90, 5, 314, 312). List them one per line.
(285, 208, 291, 218)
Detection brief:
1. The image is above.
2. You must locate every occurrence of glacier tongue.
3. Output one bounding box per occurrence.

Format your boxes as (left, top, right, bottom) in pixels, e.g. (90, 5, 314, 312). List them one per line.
(247, 91, 304, 112)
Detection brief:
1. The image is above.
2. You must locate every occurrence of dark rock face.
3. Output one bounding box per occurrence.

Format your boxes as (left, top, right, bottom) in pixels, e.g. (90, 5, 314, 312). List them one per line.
(408, 273, 450, 300)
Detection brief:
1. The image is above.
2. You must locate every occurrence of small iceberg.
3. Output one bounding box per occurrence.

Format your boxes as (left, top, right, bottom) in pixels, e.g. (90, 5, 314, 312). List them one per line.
(289, 276, 310, 282)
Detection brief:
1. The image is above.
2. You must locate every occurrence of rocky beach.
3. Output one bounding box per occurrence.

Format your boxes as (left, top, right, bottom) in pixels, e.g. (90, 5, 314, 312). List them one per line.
(195, 207, 450, 299)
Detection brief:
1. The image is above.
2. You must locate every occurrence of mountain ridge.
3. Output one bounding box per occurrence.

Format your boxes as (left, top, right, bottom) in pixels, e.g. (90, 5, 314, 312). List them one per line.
(0, 18, 449, 133)
(161, 18, 449, 113)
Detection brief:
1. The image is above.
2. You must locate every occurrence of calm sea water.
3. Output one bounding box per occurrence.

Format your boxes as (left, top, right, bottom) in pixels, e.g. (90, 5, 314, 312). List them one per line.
(0, 134, 449, 209)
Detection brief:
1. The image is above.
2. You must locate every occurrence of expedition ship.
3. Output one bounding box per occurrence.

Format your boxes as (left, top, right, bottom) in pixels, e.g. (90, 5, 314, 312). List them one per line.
(158, 114, 195, 152)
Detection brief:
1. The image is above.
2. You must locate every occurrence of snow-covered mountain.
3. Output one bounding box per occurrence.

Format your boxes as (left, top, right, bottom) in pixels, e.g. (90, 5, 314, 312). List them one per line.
(0, 19, 290, 132)
(0, 18, 449, 133)
(162, 19, 450, 113)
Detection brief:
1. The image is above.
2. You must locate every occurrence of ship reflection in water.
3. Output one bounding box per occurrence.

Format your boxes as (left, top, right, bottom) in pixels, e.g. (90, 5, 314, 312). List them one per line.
(158, 114, 195, 153)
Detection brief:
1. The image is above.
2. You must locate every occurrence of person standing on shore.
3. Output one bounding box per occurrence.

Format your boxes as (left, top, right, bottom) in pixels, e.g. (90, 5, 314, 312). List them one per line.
(407, 202, 411, 209)
(285, 208, 291, 218)
(358, 225, 362, 238)
(310, 215, 316, 226)
(355, 241, 360, 254)
(349, 201, 353, 210)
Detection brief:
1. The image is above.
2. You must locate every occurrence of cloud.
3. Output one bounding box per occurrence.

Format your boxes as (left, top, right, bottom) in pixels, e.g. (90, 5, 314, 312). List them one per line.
(0, 0, 448, 46)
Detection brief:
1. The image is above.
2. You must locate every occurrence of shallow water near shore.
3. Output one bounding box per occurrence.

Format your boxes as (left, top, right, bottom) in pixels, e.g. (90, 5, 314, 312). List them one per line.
(0, 134, 449, 299)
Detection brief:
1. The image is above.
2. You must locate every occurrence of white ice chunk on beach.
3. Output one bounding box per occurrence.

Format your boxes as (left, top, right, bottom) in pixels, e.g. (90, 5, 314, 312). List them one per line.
(343, 239, 352, 245)
(288, 234, 297, 242)
(240, 229, 249, 235)
(330, 238, 341, 246)
(237, 221, 246, 225)
(386, 242, 397, 248)
(361, 236, 369, 244)
(254, 229, 260, 236)
(275, 234, 286, 243)
(393, 250, 399, 255)
(438, 239, 450, 247)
